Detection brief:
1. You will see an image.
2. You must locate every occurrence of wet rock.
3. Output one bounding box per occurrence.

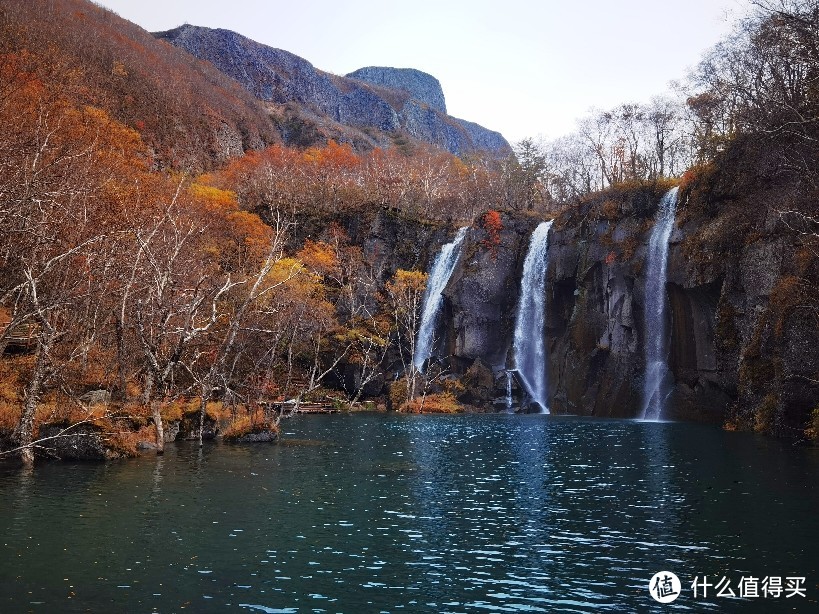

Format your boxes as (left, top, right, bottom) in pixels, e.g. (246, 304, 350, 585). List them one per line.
(458, 358, 495, 405)
(445, 214, 541, 373)
(37, 423, 128, 461)
(163, 420, 180, 443)
(177, 412, 218, 441)
(227, 429, 279, 443)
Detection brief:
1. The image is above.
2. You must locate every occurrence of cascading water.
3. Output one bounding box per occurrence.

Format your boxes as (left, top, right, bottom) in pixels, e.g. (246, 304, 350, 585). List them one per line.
(641, 187, 679, 421)
(505, 371, 514, 412)
(413, 227, 468, 372)
(512, 220, 554, 413)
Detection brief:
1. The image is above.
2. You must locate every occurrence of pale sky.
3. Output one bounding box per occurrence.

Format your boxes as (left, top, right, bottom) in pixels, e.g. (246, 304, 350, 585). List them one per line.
(93, 0, 752, 145)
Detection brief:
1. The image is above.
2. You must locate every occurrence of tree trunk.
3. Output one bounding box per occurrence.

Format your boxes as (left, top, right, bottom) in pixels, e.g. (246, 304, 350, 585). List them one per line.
(13, 331, 54, 466)
(152, 401, 165, 455)
(115, 316, 128, 401)
(198, 392, 209, 448)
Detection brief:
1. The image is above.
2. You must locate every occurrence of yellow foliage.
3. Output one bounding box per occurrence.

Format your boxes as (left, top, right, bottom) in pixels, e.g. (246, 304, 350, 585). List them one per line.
(189, 182, 239, 212)
(386, 269, 428, 300)
(265, 257, 310, 286)
(222, 408, 279, 441)
(160, 398, 187, 422)
(227, 209, 273, 261)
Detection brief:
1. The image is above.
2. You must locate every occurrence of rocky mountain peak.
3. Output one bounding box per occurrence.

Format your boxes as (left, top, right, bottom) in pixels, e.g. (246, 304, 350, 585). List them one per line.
(155, 25, 511, 157)
(346, 67, 447, 114)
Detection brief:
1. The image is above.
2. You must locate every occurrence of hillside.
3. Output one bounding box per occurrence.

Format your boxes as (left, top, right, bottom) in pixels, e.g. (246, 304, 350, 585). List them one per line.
(155, 24, 512, 157)
(0, 0, 510, 172)
(0, 0, 282, 171)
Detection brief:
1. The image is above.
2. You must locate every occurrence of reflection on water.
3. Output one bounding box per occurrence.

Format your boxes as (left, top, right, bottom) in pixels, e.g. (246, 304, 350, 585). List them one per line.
(0, 414, 817, 612)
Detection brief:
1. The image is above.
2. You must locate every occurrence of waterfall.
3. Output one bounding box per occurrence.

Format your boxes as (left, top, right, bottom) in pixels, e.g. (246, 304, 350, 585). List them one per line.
(413, 227, 468, 372)
(641, 187, 679, 421)
(505, 371, 513, 412)
(512, 220, 554, 413)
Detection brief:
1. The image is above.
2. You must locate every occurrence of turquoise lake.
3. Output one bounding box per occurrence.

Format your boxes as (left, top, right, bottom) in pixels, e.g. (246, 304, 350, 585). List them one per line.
(1, 413, 817, 612)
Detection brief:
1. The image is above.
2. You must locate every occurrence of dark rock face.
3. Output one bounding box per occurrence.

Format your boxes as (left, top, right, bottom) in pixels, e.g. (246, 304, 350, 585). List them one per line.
(445, 215, 541, 374)
(347, 67, 447, 114)
(155, 25, 511, 156)
(666, 280, 731, 422)
(428, 186, 818, 435)
(451, 118, 510, 157)
(162, 420, 181, 443)
(539, 189, 740, 421)
(37, 424, 129, 461)
(406, 214, 540, 407)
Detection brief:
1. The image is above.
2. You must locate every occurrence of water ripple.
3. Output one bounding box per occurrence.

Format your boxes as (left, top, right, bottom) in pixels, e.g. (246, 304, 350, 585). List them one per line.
(0, 414, 816, 612)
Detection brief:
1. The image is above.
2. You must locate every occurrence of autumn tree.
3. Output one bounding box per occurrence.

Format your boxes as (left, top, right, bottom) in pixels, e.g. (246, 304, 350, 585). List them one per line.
(0, 62, 146, 462)
(690, 0, 819, 190)
(385, 269, 428, 405)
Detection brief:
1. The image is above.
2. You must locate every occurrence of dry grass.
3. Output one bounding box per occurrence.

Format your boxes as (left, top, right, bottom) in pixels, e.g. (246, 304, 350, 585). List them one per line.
(601, 199, 619, 221)
(402, 392, 462, 414)
(222, 408, 278, 441)
(104, 423, 153, 457)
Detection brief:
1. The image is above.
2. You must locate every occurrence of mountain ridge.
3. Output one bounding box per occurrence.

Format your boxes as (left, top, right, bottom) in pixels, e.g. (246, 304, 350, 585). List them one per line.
(155, 24, 511, 157)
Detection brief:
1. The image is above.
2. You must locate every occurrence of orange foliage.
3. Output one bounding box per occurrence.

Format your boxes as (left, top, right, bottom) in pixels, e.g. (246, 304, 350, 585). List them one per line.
(303, 139, 361, 171)
(480, 210, 504, 258)
(188, 180, 272, 271)
(298, 240, 340, 278)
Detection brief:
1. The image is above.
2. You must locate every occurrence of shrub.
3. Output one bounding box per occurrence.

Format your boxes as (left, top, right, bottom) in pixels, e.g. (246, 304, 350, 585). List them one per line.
(402, 392, 462, 414)
(479, 210, 503, 259)
(222, 409, 279, 441)
(105, 423, 153, 457)
(388, 378, 409, 409)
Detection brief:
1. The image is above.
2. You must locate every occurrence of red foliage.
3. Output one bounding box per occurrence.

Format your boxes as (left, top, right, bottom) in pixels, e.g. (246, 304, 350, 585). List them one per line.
(480, 210, 504, 259)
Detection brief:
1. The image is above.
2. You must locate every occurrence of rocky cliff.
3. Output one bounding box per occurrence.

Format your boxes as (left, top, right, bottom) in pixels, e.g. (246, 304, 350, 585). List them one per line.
(421, 182, 818, 438)
(155, 25, 511, 157)
(347, 67, 448, 114)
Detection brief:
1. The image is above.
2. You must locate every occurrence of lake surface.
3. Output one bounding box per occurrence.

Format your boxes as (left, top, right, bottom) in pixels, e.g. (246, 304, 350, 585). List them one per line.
(1, 413, 817, 613)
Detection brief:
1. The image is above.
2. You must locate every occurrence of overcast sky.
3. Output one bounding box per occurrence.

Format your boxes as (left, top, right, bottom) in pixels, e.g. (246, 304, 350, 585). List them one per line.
(93, 0, 752, 145)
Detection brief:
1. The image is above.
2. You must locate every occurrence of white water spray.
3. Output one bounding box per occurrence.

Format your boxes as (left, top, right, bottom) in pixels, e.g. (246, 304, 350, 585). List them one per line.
(512, 221, 554, 413)
(641, 187, 679, 421)
(413, 227, 468, 372)
(505, 371, 514, 412)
